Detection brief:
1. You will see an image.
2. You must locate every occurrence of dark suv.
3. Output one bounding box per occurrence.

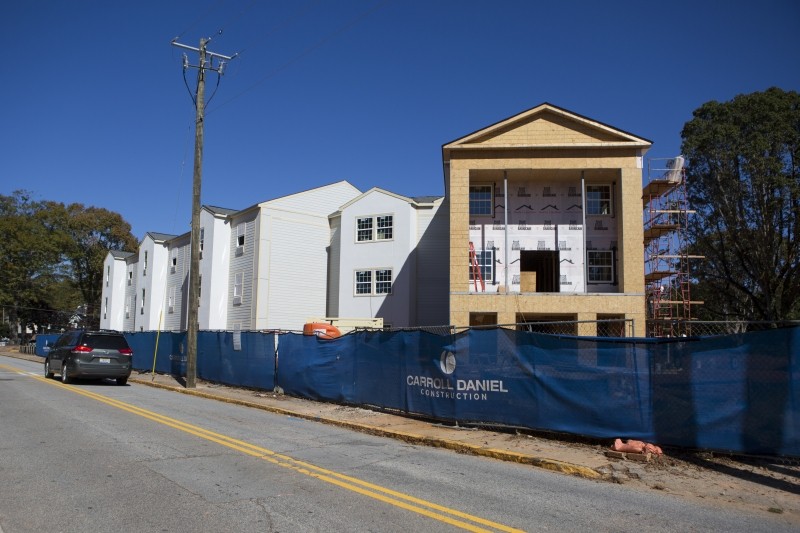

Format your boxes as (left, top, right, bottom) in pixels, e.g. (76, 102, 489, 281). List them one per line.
(44, 330, 133, 385)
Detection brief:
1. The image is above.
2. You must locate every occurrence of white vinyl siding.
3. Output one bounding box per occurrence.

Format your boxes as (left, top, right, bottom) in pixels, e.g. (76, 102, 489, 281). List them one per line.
(263, 215, 329, 329)
(327, 219, 342, 317)
(123, 261, 138, 331)
(414, 202, 448, 326)
(228, 215, 256, 328)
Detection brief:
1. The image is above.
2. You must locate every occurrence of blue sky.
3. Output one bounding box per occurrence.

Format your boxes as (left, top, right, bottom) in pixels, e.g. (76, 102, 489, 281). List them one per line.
(2, 1, 798, 240)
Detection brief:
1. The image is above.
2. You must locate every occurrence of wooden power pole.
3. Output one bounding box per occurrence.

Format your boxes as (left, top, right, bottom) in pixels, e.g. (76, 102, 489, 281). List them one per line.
(171, 37, 234, 388)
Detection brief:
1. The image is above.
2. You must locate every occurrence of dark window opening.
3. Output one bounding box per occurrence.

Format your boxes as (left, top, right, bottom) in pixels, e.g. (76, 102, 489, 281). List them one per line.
(520, 250, 560, 293)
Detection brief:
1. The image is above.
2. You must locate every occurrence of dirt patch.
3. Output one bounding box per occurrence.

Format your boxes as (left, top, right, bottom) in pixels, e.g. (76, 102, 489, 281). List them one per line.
(595, 449, 799, 520)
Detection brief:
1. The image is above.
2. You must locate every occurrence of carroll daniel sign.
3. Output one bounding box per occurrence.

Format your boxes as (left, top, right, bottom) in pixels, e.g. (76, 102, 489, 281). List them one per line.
(405, 350, 509, 401)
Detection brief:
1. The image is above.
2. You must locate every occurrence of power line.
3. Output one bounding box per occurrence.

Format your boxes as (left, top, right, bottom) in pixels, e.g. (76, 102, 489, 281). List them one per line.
(207, 0, 390, 116)
(231, 0, 322, 58)
(214, 0, 260, 41)
(173, 0, 226, 41)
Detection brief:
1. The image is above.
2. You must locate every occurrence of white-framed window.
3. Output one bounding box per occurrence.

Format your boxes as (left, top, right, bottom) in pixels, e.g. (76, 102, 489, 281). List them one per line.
(143, 251, 148, 276)
(199, 227, 205, 258)
(354, 269, 393, 295)
(141, 288, 146, 314)
(234, 223, 246, 256)
(376, 216, 393, 240)
(356, 217, 373, 242)
(233, 272, 243, 305)
(588, 250, 614, 283)
(375, 269, 392, 294)
(127, 270, 133, 286)
(356, 215, 393, 242)
(469, 249, 494, 282)
(125, 297, 131, 319)
(171, 252, 177, 273)
(469, 185, 493, 216)
(106, 266, 110, 287)
(586, 185, 612, 215)
(103, 297, 107, 319)
(168, 287, 175, 313)
(237, 223, 246, 247)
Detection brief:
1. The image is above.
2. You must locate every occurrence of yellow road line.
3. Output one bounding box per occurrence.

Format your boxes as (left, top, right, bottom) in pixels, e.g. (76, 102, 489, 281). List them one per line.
(2, 363, 524, 533)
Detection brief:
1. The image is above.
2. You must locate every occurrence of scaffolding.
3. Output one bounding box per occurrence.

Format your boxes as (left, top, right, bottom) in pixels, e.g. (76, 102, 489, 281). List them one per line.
(643, 157, 703, 337)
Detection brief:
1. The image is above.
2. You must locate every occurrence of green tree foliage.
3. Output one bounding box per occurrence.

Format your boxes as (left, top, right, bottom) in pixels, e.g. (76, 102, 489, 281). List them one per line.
(0, 191, 67, 339)
(681, 88, 800, 321)
(0, 191, 137, 336)
(59, 204, 138, 328)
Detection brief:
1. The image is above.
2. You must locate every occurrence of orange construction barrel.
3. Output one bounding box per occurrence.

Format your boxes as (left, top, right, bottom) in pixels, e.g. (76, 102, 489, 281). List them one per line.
(303, 322, 341, 340)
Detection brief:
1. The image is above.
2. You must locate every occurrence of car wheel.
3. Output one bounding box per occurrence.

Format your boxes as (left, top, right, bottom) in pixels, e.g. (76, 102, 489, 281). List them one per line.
(44, 359, 54, 379)
(116, 377, 128, 386)
(61, 362, 71, 384)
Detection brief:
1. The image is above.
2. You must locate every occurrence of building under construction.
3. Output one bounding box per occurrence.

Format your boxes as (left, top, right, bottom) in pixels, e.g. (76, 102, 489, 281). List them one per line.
(643, 156, 703, 336)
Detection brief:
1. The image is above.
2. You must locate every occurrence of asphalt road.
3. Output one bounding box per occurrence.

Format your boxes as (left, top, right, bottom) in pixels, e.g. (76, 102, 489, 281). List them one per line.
(0, 355, 795, 532)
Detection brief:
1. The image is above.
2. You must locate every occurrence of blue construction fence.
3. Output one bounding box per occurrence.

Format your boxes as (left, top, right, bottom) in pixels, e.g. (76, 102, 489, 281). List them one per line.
(32, 327, 800, 456)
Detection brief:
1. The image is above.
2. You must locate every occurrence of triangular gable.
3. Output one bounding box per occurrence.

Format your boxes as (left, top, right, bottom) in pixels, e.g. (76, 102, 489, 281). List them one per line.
(443, 103, 651, 150)
(337, 187, 415, 212)
(259, 180, 361, 214)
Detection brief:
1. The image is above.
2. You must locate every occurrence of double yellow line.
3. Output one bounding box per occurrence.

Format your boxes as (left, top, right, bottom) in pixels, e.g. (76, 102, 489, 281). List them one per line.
(6, 364, 524, 533)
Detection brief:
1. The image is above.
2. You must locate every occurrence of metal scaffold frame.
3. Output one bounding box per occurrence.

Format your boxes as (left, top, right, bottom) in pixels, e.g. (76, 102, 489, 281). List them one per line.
(642, 157, 703, 337)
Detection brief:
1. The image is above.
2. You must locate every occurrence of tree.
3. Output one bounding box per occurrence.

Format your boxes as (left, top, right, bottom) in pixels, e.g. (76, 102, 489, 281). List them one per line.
(0, 191, 138, 336)
(0, 191, 68, 340)
(681, 88, 800, 321)
(57, 203, 139, 329)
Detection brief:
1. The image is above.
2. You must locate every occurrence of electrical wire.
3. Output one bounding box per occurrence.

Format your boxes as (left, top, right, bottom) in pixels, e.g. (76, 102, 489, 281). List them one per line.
(170, 118, 195, 235)
(206, 0, 391, 116)
(231, 0, 322, 59)
(213, 0, 259, 42)
(173, 0, 226, 42)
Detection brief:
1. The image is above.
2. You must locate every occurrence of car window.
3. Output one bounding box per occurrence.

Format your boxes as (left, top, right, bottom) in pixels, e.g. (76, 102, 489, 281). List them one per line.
(56, 332, 78, 348)
(83, 334, 129, 350)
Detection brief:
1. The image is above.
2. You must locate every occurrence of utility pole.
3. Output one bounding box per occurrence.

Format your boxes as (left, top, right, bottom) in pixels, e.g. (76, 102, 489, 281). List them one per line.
(171, 37, 234, 388)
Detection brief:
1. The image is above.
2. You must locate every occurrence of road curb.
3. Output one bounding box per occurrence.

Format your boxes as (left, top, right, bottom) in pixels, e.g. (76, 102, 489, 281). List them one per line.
(129, 376, 602, 480)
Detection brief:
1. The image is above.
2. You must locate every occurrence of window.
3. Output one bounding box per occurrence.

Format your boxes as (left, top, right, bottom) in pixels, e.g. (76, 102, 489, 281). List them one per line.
(355, 270, 372, 294)
(357, 217, 373, 241)
(356, 215, 393, 242)
(106, 266, 110, 287)
(168, 287, 175, 313)
(199, 227, 205, 257)
(237, 223, 246, 246)
(376, 216, 393, 240)
(469, 185, 493, 216)
(233, 272, 243, 305)
(355, 269, 393, 295)
(127, 270, 133, 286)
(141, 288, 146, 314)
(588, 250, 614, 283)
(103, 297, 107, 319)
(586, 185, 612, 215)
(375, 269, 392, 294)
(171, 252, 177, 273)
(143, 251, 148, 276)
(125, 297, 131, 319)
(469, 249, 494, 282)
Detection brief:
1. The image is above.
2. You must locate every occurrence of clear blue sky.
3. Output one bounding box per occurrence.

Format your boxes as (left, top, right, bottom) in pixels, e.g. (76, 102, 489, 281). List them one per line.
(2, 1, 798, 240)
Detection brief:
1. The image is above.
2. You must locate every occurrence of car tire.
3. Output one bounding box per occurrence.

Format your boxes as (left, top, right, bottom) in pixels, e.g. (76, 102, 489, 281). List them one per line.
(116, 377, 128, 386)
(61, 362, 71, 384)
(44, 359, 54, 379)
